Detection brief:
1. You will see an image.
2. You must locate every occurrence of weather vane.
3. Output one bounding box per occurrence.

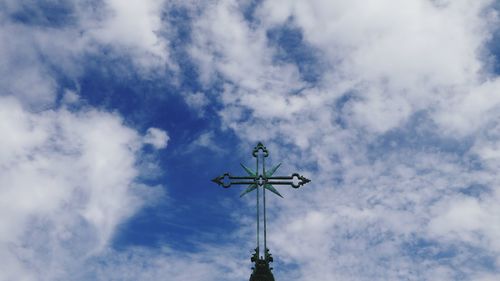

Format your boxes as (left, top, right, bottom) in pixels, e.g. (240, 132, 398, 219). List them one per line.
(212, 142, 311, 281)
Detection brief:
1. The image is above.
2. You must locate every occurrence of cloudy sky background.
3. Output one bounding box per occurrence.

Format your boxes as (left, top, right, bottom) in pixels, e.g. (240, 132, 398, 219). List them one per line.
(1, 0, 500, 280)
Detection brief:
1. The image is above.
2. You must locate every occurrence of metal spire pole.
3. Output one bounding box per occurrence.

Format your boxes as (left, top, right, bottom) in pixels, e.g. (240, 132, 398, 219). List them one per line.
(263, 153, 267, 256)
(256, 152, 260, 258)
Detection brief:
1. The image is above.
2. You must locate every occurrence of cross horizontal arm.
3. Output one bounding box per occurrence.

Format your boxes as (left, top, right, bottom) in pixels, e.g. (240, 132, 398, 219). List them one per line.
(266, 173, 305, 180)
(230, 176, 256, 180)
(212, 172, 311, 189)
(267, 173, 311, 188)
(212, 173, 256, 188)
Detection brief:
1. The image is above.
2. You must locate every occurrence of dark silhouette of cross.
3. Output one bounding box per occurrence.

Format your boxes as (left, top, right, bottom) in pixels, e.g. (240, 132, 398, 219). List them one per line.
(212, 142, 311, 280)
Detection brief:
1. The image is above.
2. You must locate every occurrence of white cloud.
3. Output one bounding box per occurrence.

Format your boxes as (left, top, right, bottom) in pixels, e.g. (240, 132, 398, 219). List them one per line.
(0, 92, 238, 281)
(189, 0, 306, 122)
(1, 0, 500, 280)
(188, 0, 500, 280)
(79, 246, 249, 281)
(187, 131, 224, 153)
(0, 22, 58, 109)
(0, 2, 248, 280)
(144, 127, 169, 149)
(191, 0, 499, 137)
(82, 0, 171, 70)
(0, 0, 172, 110)
(0, 96, 243, 281)
(0, 96, 150, 280)
(62, 89, 80, 105)
(183, 91, 210, 116)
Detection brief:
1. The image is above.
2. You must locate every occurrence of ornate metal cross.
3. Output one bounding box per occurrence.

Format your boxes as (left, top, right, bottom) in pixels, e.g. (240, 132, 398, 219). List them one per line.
(212, 142, 311, 280)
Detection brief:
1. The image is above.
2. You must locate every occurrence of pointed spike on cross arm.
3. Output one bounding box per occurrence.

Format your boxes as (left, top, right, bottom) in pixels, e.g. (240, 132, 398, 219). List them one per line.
(240, 163, 257, 177)
(264, 184, 283, 198)
(265, 163, 281, 177)
(240, 184, 258, 197)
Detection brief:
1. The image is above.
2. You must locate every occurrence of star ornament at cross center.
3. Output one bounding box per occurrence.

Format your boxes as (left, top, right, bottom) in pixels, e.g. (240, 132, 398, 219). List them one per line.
(240, 163, 284, 198)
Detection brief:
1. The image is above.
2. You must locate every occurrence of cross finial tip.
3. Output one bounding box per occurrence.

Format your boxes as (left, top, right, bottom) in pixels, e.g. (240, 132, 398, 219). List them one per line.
(211, 176, 223, 185)
(252, 142, 269, 157)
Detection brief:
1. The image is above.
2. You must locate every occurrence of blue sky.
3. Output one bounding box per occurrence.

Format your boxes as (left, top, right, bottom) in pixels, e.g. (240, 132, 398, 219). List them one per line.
(1, 1, 500, 280)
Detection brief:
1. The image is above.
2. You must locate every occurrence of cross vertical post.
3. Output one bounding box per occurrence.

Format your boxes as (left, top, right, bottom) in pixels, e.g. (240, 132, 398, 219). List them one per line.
(255, 147, 260, 258)
(212, 142, 311, 280)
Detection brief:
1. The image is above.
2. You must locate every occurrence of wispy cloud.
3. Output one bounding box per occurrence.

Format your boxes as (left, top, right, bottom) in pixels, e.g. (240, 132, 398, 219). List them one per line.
(187, 0, 500, 280)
